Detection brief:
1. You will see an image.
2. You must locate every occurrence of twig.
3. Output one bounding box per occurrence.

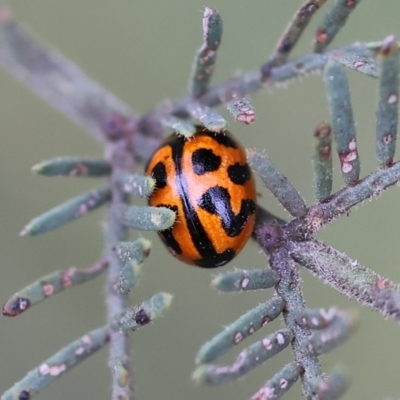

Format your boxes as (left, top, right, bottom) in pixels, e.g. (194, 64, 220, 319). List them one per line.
(0, 2, 376, 160)
(0, 4, 138, 142)
(264, 0, 327, 72)
(269, 249, 322, 398)
(2, 258, 109, 316)
(286, 159, 400, 239)
(104, 140, 135, 399)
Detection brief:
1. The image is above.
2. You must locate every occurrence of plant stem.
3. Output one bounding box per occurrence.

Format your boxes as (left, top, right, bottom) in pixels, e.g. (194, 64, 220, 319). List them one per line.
(104, 141, 135, 400)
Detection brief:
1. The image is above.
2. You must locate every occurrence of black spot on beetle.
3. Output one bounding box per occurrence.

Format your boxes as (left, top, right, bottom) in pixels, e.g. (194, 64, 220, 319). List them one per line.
(198, 186, 256, 237)
(228, 163, 251, 185)
(192, 148, 221, 175)
(151, 162, 167, 189)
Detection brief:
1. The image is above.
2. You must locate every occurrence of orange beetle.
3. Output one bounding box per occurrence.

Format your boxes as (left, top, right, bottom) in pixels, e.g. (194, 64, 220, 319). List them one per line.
(145, 126, 256, 268)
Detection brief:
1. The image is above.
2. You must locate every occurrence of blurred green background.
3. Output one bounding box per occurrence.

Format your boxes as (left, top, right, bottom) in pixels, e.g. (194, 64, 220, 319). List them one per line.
(1, 1, 400, 399)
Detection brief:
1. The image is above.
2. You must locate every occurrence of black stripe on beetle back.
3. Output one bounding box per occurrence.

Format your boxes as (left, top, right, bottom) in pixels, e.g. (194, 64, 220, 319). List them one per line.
(192, 148, 221, 175)
(198, 186, 256, 237)
(195, 248, 235, 268)
(228, 163, 251, 185)
(169, 138, 234, 268)
(157, 204, 182, 256)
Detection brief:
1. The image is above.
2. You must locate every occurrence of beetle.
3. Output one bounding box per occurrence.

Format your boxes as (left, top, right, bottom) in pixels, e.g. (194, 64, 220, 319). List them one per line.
(145, 126, 256, 268)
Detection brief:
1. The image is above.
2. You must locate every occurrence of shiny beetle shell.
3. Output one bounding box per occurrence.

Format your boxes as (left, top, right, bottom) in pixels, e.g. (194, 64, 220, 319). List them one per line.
(145, 126, 257, 268)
